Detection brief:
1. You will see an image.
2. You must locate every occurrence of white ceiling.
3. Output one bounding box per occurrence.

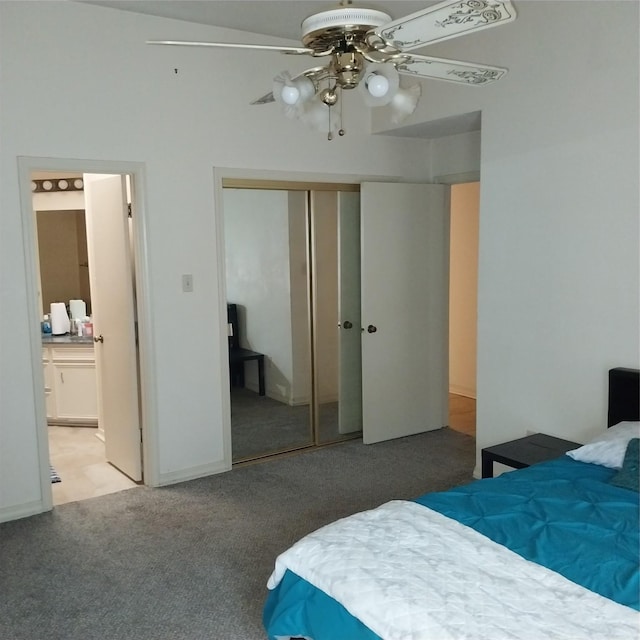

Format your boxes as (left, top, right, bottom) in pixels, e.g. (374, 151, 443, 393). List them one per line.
(77, 1, 434, 40)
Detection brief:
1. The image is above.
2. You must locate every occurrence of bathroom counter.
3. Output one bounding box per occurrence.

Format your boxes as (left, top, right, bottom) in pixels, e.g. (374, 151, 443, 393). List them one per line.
(42, 339, 97, 425)
(42, 334, 94, 345)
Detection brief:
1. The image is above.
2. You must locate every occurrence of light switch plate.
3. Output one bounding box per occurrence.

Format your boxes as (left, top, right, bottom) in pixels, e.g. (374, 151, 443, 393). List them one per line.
(182, 274, 193, 292)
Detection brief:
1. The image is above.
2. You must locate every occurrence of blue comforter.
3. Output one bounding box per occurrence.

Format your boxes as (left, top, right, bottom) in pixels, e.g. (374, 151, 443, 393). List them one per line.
(264, 456, 639, 640)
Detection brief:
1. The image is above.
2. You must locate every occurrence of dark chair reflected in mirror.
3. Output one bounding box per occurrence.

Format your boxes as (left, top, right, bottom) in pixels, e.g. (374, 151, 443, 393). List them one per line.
(227, 303, 265, 396)
(227, 301, 314, 463)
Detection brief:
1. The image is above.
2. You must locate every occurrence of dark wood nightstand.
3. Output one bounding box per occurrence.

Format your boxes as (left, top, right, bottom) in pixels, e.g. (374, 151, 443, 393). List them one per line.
(481, 433, 580, 478)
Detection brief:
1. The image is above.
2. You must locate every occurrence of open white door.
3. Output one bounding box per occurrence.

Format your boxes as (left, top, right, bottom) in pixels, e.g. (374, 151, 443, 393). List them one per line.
(337, 192, 363, 434)
(84, 174, 142, 481)
(361, 182, 449, 444)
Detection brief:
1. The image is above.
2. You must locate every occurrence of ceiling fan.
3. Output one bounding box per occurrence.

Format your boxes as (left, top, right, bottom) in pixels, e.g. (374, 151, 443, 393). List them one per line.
(147, 0, 517, 139)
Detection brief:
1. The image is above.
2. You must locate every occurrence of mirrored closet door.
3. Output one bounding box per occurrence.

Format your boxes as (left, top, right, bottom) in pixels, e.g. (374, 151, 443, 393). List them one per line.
(223, 183, 362, 463)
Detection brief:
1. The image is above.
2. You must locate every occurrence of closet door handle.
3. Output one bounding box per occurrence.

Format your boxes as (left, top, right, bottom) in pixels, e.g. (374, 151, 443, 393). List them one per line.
(367, 324, 377, 334)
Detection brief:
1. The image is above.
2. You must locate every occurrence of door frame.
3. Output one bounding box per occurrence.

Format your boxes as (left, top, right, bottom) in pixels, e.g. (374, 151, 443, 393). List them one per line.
(214, 166, 416, 463)
(17, 156, 159, 510)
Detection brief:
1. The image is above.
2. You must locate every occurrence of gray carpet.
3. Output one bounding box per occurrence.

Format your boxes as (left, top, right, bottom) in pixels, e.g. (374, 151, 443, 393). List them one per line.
(0, 427, 475, 640)
(231, 387, 355, 462)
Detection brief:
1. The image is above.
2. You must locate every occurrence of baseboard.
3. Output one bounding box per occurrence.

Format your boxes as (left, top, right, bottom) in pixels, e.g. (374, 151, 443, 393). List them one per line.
(244, 384, 299, 406)
(0, 499, 49, 524)
(154, 459, 231, 487)
(449, 385, 476, 399)
(318, 393, 339, 404)
(48, 419, 99, 427)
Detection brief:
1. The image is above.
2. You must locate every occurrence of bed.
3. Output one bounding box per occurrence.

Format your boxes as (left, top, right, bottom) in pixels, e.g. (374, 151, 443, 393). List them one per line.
(263, 367, 640, 639)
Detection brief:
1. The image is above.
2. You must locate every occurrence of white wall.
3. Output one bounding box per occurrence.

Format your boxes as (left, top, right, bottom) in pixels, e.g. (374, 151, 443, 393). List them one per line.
(223, 189, 294, 400)
(1, 0, 638, 518)
(432, 131, 481, 181)
(0, 1, 432, 520)
(376, 1, 640, 471)
(449, 182, 479, 398)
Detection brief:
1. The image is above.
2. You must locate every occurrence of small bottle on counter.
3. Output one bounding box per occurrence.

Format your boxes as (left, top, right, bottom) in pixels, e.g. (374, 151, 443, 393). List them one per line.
(83, 316, 93, 338)
(42, 315, 52, 334)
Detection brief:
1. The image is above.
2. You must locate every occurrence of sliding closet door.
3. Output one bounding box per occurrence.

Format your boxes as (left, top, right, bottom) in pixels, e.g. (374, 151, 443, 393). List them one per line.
(360, 182, 449, 444)
(223, 183, 362, 460)
(224, 188, 313, 461)
(337, 192, 362, 434)
(312, 191, 362, 444)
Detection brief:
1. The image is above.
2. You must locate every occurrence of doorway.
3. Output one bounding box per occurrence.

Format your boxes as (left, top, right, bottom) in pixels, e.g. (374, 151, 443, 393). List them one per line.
(223, 184, 362, 462)
(448, 181, 479, 438)
(22, 161, 149, 508)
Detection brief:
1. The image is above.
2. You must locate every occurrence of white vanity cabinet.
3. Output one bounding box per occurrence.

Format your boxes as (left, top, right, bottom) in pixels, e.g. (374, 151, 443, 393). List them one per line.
(42, 344, 98, 425)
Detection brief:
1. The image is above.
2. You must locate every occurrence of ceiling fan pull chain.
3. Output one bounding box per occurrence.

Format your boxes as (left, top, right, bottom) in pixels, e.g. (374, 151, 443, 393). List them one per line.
(338, 86, 346, 137)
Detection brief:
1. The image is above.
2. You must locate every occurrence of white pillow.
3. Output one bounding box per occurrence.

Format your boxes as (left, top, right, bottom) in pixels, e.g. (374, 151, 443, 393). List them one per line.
(566, 421, 640, 469)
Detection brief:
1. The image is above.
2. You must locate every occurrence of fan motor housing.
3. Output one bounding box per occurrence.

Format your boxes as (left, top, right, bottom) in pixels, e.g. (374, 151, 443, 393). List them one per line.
(301, 8, 391, 51)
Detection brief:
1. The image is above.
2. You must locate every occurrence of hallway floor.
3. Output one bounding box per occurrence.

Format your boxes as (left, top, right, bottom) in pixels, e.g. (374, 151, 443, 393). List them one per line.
(448, 393, 476, 437)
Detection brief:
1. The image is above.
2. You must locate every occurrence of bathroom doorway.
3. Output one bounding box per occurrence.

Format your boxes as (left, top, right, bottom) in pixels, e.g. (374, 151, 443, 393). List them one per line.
(22, 160, 150, 507)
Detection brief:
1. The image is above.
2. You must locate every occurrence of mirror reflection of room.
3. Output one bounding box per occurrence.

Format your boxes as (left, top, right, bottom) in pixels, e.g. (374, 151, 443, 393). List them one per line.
(223, 186, 363, 463)
(224, 188, 313, 462)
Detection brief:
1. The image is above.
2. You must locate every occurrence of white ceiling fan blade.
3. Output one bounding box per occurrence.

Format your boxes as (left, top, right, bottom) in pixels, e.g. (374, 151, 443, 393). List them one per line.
(373, 0, 516, 52)
(146, 40, 315, 55)
(251, 92, 277, 105)
(396, 54, 507, 85)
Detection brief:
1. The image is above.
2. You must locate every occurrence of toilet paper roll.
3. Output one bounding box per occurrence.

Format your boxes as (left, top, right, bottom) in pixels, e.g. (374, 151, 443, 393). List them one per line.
(50, 302, 70, 335)
(69, 299, 87, 320)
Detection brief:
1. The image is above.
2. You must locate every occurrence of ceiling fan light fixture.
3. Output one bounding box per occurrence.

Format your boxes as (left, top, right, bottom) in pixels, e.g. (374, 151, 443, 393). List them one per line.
(300, 96, 338, 134)
(273, 71, 316, 116)
(148, 0, 517, 138)
(358, 63, 399, 107)
(366, 74, 390, 98)
(389, 83, 422, 124)
(281, 85, 302, 105)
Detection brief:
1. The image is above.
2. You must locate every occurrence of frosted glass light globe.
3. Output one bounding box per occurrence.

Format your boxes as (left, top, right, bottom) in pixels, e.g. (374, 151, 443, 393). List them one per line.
(366, 73, 390, 98)
(281, 85, 301, 105)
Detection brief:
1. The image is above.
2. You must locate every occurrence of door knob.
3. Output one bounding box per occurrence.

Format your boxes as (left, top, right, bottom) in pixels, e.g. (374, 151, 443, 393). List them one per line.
(94, 335, 104, 343)
(367, 325, 377, 333)
(342, 320, 353, 329)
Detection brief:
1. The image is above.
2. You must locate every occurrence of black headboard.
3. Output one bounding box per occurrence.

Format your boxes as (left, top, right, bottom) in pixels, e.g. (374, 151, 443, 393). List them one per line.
(608, 368, 640, 427)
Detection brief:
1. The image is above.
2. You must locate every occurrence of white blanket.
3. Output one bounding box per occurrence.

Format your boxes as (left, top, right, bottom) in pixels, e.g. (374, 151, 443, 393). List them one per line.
(268, 500, 639, 640)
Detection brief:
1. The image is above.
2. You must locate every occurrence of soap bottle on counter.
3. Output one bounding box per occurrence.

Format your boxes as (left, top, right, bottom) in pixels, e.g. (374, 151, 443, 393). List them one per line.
(42, 315, 52, 334)
(83, 316, 94, 338)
